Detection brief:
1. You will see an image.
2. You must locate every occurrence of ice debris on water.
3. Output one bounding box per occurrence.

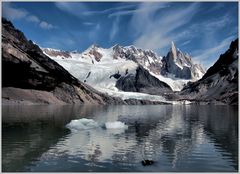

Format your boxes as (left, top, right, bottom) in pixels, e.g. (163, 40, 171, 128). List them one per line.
(66, 118, 99, 130)
(66, 118, 128, 131)
(105, 121, 128, 129)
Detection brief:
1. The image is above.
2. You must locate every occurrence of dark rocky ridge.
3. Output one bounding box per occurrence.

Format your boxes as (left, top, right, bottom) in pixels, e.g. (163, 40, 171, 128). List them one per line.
(180, 39, 238, 105)
(2, 18, 79, 91)
(116, 65, 172, 95)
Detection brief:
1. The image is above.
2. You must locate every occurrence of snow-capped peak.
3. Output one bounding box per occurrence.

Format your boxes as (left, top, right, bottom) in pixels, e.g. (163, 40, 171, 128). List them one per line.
(43, 47, 62, 52)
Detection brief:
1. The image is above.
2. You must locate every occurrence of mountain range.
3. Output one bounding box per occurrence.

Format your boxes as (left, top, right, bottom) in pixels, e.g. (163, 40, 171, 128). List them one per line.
(2, 18, 238, 105)
(42, 40, 205, 92)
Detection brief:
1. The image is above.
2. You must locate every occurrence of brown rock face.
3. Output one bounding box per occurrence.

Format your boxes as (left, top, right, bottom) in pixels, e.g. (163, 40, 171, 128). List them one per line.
(89, 47, 102, 62)
(42, 48, 72, 59)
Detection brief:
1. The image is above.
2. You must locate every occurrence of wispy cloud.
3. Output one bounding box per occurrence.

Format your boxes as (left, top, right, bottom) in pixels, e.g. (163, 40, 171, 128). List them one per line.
(26, 15, 57, 30)
(55, 2, 89, 17)
(3, 2, 57, 30)
(193, 35, 236, 68)
(2, 2, 28, 20)
(166, 14, 233, 50)
(132, 2, 199, 52)
(180, 40, 191, 47)
(88, 23, 101, 41)
(109, 16, 120, 41)
(39, 21, 57, 30)
(188, 14, 231, 35)
(55, 2, 169, 19)
(108, 3, 169, 18)
(43, 36, 76, 50)
(55, 2, 138, 17)
(84, 4, 137, 16)
(83, 22, 95, 26)
(26, 15, 40, 23)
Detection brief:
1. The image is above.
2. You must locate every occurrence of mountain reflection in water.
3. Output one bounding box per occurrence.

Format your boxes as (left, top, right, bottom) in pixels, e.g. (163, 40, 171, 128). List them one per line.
(2, 105, 238, 172)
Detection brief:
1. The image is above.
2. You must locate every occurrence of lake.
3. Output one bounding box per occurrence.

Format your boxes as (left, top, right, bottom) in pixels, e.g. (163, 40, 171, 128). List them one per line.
(2, 105, 238, 172)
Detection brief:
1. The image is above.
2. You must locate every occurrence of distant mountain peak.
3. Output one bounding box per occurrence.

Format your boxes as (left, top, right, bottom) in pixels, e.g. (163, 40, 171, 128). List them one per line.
(92, 43, 100, 48)
(112, 44, 123, 51)
(161, 42, 205, 80)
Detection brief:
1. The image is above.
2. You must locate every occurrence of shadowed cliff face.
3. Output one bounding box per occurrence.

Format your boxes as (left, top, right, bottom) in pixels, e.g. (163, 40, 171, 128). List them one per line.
(2, 18, 125, 105)
(2, 19, 80, 90)
(180, 39, 238, 105)
(116, 65, 172, 95)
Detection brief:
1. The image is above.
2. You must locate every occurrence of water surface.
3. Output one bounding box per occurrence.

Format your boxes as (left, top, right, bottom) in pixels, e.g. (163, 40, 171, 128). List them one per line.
(2, 105, 238, 172)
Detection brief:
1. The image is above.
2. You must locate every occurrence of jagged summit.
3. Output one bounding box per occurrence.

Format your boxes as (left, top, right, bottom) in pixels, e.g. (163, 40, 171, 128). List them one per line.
(161, 42, 205, 80)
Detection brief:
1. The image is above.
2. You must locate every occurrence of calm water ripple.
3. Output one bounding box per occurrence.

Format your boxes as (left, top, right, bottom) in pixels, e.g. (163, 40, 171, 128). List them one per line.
(2, 105, 238, 172)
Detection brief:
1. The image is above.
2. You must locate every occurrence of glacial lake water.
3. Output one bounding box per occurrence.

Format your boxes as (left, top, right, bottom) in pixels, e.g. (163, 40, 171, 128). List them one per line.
(2, 105, 238, 172)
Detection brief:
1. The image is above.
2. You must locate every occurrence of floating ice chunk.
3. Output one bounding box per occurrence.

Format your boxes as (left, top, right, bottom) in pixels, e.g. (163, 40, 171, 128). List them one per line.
(172, 100, 192, 105)
(66, 118, 99, 130)
(105, 121, 128, 129)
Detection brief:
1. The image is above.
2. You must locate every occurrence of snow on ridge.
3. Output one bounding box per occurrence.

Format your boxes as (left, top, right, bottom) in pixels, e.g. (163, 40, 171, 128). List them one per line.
(42, 47, 67, 52)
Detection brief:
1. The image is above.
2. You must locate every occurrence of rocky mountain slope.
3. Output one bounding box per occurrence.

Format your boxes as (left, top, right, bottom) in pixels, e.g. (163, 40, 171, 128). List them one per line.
(2, 18, 125, 105)
(180, 39, 238, 105)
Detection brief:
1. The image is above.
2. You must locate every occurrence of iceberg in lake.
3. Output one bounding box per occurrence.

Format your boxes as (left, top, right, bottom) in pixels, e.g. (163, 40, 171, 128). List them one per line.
(105, 121, 128, 129)
(66, 118, 99, 130)
(66, 118, 128, 132)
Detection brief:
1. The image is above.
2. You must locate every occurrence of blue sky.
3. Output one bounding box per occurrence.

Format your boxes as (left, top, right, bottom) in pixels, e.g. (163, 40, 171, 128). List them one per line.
(2, 2, 238, 68)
